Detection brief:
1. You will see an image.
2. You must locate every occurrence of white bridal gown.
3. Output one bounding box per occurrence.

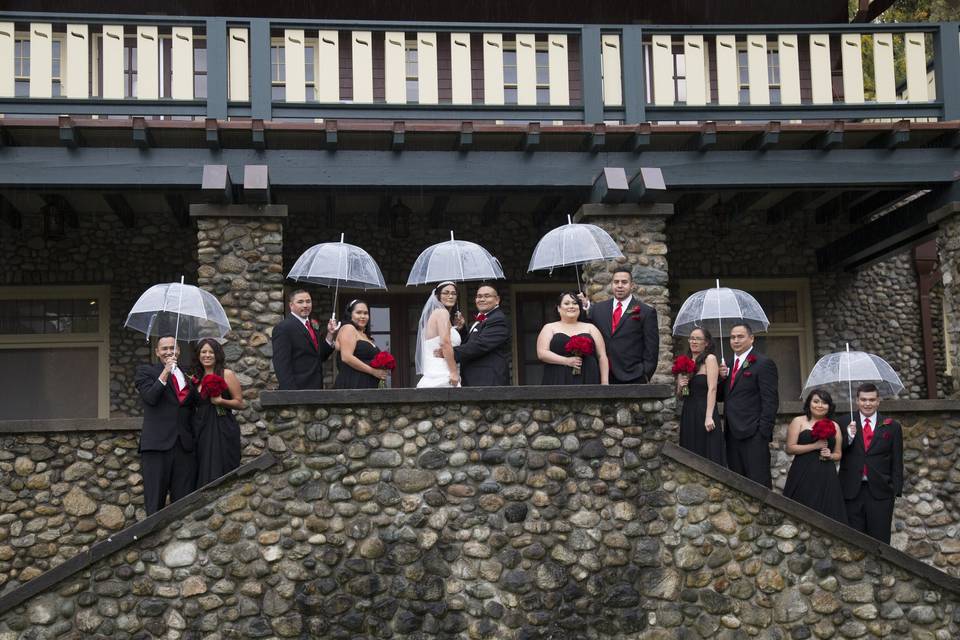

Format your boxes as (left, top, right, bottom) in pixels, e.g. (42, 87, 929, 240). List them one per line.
(416, 327, 462, 388)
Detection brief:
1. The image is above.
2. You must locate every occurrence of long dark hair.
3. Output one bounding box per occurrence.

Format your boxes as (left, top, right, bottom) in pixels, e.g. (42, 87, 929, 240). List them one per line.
(434, 281, 460, 324)
(686, 327, 716, 369)
(803, 389, 836, 419)
(556, 291, 586, 322)
(345, 299, 373, 337)
(192, 338, 226, 378)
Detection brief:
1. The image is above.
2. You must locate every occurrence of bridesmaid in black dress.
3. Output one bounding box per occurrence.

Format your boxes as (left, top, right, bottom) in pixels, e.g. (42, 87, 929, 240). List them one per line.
(783, 390, 847, 523)
(191, 338, 244, 486)
(334, 299, 386, 389)
(537, 292, 608, 385)
(677, 328, 725, 465)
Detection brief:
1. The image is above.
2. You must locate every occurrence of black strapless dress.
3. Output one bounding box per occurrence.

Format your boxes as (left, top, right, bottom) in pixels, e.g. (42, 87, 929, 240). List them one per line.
(541, 333, 600, 385)
(678, 373, 726, 466)
(334, 340, 381, 389)
(192, 388, 241, 486)
(783, 429, 848, 524)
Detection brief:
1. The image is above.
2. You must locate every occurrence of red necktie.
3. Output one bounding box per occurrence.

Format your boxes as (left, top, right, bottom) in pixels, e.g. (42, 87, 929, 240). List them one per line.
(612, 301, 623, 332)
(475, 313, 487, 323)
(305, 320, 319, 349)
(862, 417, 873, 478)
(728, 357, 740, 390)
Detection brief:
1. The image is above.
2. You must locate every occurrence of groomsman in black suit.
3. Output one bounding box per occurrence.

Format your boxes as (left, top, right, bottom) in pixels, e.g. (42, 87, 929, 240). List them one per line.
(718, 323, 779, 488)
(453, 284, 511, 386)
(581, 268, 658, 383)
(272, 289, 337, 390)
(135, 335, 198, 515)
(838, 383, 904, 544)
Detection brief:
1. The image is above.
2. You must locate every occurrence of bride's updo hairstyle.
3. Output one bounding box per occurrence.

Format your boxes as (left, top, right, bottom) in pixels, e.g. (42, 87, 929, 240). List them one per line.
(344, 299, 373, 337)
(433, 281, 460, 324)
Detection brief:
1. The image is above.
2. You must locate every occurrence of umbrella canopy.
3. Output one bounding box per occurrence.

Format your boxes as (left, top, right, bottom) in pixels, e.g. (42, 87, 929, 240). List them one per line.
(406, 231, 505, 285)
(125, 280, 230, 341)
(673, 286, 770, 337)
(801, 348, 905, 404)
(527, 215, 624, 272)
(287, 236, 387, 290)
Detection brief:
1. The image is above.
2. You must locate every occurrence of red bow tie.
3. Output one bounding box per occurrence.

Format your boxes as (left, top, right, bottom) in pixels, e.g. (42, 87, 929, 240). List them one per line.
(474, 313, 487, 323)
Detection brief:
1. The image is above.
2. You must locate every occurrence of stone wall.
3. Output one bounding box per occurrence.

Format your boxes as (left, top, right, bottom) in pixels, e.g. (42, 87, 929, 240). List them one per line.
(4, 402, 960, 599)
(667, 204, 946, 399)
(1, 395, 958, 639)
(0, 428, 143, 596)
(0, 206, 197, 417)
(940, 213, 960, 397)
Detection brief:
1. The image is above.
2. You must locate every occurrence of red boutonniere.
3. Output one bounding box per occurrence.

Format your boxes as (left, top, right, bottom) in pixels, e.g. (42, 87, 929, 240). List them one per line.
(882, 432, 891, 440)
(629, 305, 643, 320)
(883, 418, 893, 426)
(310, 319, 321, 331)
(742, 354, 758, 370)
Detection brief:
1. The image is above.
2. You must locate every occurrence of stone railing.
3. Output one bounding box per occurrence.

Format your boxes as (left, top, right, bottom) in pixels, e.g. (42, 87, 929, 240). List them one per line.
(1, 387, 958, 638)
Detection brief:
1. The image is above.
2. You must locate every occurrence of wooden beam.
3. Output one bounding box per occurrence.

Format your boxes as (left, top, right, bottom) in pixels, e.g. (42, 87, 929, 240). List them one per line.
(132, 117, 152, 149)
(201, 165, 233, 203)
(104, 193, 135, 228)
(870, 120, 910, 150)
(523, 122, 541, 152)
(696, 121, 717, 151)
(243, 165, 270, 204)
(588, 124, 606, 154)
(58, 116, 77, 148)
(324, 120, 338, 150)
(205, 118, 220, 150)
(459, 121, 473, 151)
(628, 167, 666, 201)
(848, 189, 912, 223)
(851, 0, 897, 23)
(752, 121, 781, 151)
(817, 121, 844, 151)
(0, 194, 22, 229)
(590, 167, 629, 204)
(164, 193, 190, 227)
(631, 122, 652, 152)
(392, 121, 405, 151)
(251, 119, 266, 151)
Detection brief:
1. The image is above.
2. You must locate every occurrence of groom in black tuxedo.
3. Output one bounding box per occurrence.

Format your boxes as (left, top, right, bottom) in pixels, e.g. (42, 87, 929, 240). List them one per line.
(135, 335, 198, 515)
(453, 284, 510, 386)
(838, 383, 904, 544)
(272, 289, 337, 390)
(719, 323, 779, 488)
(581, 268, 658, 383)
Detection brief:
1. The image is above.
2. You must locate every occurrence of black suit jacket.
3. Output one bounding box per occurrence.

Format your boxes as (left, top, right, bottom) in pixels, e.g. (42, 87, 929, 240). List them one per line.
(838, 414, 904, 500)
(718, 351, 779, 441)
(135, 364, 197, 453)
(272, 315, 334, 390)
(454, 307, 510, 386)
(587, 298, 658, 383)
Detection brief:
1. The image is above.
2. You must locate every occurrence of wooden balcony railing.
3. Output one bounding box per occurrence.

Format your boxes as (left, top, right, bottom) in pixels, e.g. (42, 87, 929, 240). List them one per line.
(1, 12, 958, 123)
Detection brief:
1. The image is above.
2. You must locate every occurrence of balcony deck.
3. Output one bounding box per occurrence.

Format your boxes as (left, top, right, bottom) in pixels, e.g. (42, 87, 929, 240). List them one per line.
(0, 12, 957, 124)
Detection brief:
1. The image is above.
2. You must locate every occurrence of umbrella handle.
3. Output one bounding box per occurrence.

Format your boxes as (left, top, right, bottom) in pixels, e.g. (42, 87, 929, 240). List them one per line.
(574, 263, 583, 297)
(174, 275, 185, 345)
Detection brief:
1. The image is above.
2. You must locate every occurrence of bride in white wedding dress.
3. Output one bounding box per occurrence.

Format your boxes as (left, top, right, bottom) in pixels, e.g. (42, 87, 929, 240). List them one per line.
(416, 281, 463, 388)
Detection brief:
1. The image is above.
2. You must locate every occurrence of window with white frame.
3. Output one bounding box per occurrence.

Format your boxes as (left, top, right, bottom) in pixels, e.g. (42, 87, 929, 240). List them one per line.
(405, 39, 418, 103)
(0, 286, 110, 420)
(503, 39, 550, 105)
(13, 36, 63, 97)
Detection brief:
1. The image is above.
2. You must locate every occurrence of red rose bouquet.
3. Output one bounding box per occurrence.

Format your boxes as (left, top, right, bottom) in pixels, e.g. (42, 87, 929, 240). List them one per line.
(564, 335, 595, 376)
(200, 373, 228, 415)
(811, 419, 835, 461)
(370, 351, 397, 388)
(671, 355, 697, 395)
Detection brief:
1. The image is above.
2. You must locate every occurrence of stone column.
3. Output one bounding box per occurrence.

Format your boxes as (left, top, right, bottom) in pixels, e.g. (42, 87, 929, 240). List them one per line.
(935, 207, 960, 397)
(576, 203, 674, 384)
(192, 204, 288, 452)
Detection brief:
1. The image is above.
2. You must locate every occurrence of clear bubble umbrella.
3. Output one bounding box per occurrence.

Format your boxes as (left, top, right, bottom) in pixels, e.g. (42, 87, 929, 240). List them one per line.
(802, 343, 905, 423)
(672, 280, 770, 364)
(406, 231, 505, 285)
(527, 214, 624, 294)
(288, 233, 387, 320)
(125, 277, 231, 342)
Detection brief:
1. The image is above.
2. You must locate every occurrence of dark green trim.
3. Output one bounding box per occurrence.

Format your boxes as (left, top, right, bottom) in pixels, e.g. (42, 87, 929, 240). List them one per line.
(935, 23, 960, 122)
(205, 18, 229, 121)
(580, 27, 603, 124)
(621, 26, 646, 124)
(250, 19, 273, 122)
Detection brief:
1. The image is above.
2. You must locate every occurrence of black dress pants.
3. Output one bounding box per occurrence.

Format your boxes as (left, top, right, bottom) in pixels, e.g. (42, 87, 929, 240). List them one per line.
(141, 439, 197, 516)
(845, 481, 894, 544)
(725, 429, 772, 489)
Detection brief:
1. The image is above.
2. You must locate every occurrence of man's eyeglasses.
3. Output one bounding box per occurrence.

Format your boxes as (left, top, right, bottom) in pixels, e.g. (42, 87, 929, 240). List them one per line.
(475, 294, 497, 300)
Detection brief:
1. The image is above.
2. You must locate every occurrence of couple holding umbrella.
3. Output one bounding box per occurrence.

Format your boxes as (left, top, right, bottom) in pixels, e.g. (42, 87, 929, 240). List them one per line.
(124, 278, 241, 514)
(673, 284, 905, 543)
